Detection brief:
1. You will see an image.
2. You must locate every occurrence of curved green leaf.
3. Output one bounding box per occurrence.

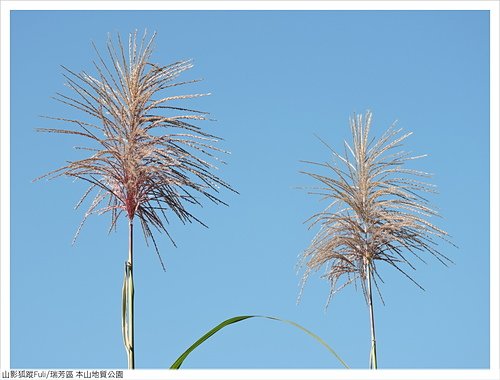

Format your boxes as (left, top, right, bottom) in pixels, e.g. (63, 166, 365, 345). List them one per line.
(170, 315, 349, 369)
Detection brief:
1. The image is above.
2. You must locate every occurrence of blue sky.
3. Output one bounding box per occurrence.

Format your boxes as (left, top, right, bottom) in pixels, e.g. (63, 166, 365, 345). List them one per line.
(9, 10, 490, 369)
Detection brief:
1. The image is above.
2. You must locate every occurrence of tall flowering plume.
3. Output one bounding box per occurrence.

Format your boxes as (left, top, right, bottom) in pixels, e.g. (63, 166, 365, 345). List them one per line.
(35, 31, 235, 369)
(36, 30, 234, 268)
(299, 111, 454, 368)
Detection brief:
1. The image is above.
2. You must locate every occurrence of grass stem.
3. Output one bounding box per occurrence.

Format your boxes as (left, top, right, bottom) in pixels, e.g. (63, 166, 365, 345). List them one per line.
(367, 262, 377, 369)
(127, 221, 135, 369)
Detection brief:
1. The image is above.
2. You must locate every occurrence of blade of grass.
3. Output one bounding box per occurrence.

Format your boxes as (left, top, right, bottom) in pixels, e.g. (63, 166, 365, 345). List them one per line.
(169, 315, 349, 369)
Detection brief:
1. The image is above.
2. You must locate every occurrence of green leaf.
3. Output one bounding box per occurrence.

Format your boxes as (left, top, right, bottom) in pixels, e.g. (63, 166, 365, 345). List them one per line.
(169, 315, 349, 369)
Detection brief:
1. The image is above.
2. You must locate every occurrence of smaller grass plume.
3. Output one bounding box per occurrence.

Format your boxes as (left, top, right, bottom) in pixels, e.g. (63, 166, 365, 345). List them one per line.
(298, 111, 455, 368)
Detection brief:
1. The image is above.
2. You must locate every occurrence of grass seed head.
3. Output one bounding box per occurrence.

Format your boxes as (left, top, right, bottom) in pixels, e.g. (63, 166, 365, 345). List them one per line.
(35, 30, 235, 268)
(299, 111, 454, 306)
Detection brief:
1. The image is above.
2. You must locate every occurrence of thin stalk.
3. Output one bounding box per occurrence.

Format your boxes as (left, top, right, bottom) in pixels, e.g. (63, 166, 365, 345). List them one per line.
(127, 220, 135, 369)
(367, 261, 378, 369)
(122, 221, 135, 368)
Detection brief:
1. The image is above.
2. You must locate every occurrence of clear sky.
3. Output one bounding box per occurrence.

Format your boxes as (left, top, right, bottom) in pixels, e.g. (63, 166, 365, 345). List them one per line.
(9, 9, 490, 369)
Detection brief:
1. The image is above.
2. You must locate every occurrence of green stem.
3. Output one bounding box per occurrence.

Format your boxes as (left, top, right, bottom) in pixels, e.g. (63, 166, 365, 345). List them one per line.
(128, 220, 135, 369)
(122, 221, 135, 369)
(367, 261, 377, 369)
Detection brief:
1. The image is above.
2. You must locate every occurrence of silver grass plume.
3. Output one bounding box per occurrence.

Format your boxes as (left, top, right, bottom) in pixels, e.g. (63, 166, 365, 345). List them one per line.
(298, 111, 455, 368)
(35, 30, 235, 369)
(35, 30, 235, 266)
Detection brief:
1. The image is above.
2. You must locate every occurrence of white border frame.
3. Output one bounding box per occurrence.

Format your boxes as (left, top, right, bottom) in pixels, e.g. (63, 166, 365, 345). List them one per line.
(1, 2, 498, 380)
